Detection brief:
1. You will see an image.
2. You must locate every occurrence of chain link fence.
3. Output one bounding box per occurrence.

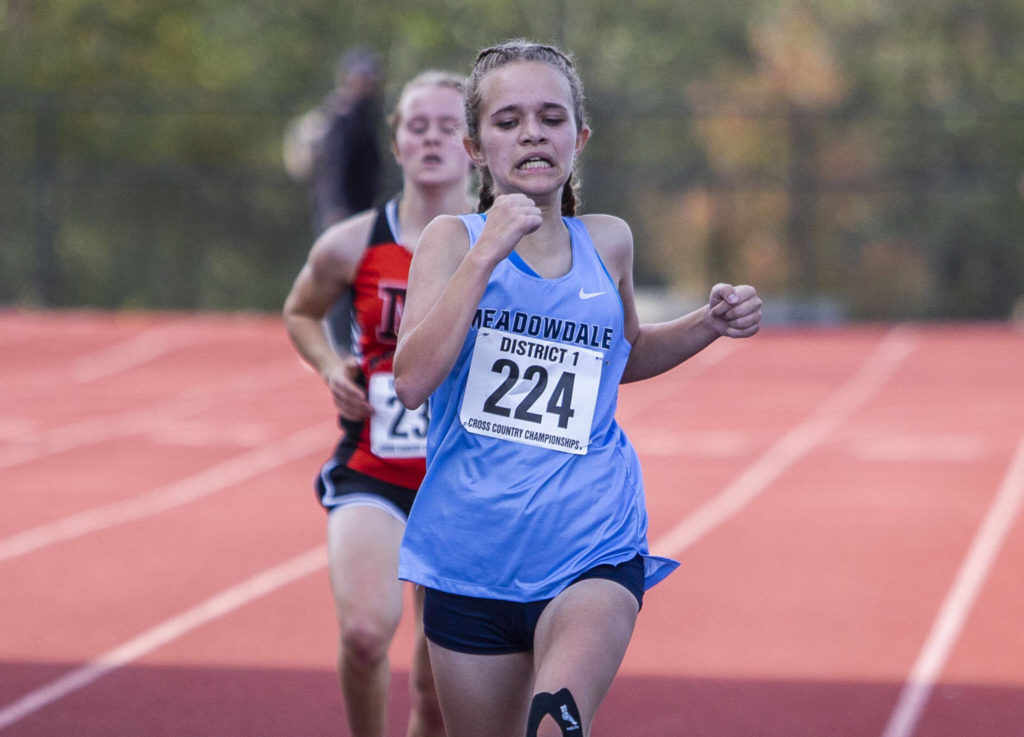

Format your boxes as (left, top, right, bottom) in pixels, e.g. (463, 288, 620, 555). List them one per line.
(4, 92, 1023, 321)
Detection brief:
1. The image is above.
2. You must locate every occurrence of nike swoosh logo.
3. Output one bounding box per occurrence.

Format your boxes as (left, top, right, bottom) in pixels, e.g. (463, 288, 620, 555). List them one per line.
(578, 288, 606, 300)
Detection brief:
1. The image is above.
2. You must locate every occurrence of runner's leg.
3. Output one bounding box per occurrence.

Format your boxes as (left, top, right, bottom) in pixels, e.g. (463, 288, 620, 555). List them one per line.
(327, 504, 406, 737)
(530, 579, 639, 736)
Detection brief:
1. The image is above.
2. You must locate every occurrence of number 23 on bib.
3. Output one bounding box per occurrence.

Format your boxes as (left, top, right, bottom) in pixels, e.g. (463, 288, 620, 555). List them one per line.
(459, 329, 603, 455)
(368, 372, 429, 458)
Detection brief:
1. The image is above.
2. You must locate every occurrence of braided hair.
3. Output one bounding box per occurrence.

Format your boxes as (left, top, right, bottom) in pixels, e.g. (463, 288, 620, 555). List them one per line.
(464, 40, 586, 216)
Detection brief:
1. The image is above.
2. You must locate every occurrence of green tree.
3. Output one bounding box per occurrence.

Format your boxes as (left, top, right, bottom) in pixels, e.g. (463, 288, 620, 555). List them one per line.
(3, 0, 1023, 319)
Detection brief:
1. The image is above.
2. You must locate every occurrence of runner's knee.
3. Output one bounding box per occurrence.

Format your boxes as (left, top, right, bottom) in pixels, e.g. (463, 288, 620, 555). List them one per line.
(339, 618, 391, 670)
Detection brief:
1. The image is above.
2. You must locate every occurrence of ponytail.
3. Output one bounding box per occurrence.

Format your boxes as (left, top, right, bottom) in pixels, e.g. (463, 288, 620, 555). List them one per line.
(478, 169, 496, 213)
(560, 178, 577, 216)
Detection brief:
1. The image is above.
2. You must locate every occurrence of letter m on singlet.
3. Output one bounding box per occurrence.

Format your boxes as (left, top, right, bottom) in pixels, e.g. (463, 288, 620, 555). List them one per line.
(377, 282, 406, 344)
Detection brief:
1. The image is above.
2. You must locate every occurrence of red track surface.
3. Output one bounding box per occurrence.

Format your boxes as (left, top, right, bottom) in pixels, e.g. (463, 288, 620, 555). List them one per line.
(1, 309, 1022, 736)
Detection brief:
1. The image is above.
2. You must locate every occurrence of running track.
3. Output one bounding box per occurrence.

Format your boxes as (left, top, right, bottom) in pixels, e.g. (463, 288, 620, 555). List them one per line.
(1, 309, 1022, 736)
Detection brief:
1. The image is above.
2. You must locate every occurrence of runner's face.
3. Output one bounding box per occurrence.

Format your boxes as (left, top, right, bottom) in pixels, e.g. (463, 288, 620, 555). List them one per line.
(394, 85, 471, 189)
(470, 61, 588, 205)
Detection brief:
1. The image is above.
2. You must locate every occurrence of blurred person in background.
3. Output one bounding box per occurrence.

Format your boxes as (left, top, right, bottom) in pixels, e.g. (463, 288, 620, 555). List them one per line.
(284, 46, 385, 351)
(312, 47, 384, 233)
(284, 46, 385, 234)
(283, 70, 475, 737)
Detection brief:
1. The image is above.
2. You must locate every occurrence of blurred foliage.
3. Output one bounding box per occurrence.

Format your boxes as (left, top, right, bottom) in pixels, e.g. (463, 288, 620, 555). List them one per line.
(2, 0, 1023, 319)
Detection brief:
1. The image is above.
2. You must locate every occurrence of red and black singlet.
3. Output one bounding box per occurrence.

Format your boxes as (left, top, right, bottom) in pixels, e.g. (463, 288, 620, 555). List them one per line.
(335, 201, 426, 490)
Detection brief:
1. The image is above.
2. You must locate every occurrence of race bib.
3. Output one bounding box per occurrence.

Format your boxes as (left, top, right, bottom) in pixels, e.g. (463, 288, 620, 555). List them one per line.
(460, 330, 603, 455)
(368, 372, 429, 458)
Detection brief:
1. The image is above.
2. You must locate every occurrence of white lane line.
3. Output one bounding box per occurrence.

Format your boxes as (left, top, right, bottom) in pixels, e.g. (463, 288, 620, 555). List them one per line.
(845, 433, 988, 463)
(0, 424, 329, 563)
(70, 324, 196, 382)
(617, 341, 740, 424)
(652, 326, 917, 557)
(0, 545, 327, 732)
(879, 434, 1024, 737)
(631, 429, 753, 458)
(0, 361, 302, 471)
(2, 324, 194, 400)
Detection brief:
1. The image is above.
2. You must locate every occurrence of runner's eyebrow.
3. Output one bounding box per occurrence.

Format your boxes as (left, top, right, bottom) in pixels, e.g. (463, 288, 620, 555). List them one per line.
(489, 102, 568, 119)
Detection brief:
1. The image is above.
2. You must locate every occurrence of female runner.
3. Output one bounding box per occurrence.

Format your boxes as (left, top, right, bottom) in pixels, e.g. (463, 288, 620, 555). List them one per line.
(394, 42, 762, 737)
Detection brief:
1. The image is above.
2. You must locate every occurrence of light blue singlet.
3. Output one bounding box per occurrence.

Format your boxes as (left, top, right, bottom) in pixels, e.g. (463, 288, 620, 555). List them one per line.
(398, 214, 678, 601)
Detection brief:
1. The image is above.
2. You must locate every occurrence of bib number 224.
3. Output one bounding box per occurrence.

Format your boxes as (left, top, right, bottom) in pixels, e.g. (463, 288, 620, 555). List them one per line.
(460, 330, 603, 455)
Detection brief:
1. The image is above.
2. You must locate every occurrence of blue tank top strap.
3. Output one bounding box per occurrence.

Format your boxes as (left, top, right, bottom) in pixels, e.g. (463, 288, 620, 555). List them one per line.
(563, 217, 617, 289)
(457, 213, 485, 243)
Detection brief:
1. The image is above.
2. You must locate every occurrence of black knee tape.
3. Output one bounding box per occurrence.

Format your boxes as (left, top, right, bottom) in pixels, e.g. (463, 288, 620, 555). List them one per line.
(526, 688, 582, 736)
